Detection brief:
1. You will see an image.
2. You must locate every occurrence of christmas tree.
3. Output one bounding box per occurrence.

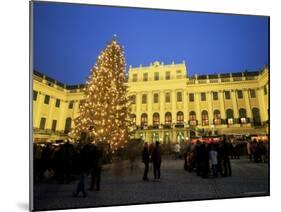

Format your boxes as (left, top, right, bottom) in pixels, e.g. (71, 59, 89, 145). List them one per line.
(70, 36, 131, 151)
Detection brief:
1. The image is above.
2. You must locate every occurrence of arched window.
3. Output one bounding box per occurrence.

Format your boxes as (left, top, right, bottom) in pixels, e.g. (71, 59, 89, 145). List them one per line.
(239, 108, 247, 124)
(165, 112, 172, 125)
(252, 107, 261, 126)
(201, 110, 209, 126)
(214, 110, 221, 125)
(226, 109, 234, 125)
(129, 95, 136, 104)
(153, 113, 160, 126)
(130, 114, 136, 125)
(64, 117, 72, 134)
(141, 113, 148, 126)
(189, 111, 196, 126)
(177, 111, 184, 123)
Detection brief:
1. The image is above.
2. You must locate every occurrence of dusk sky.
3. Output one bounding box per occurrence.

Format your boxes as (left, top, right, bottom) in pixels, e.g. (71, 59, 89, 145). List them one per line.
(33, 2, 269, 85)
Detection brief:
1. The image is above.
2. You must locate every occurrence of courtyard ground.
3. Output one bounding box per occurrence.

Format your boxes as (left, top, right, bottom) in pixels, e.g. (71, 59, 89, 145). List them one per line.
(33, 156, 269, 211)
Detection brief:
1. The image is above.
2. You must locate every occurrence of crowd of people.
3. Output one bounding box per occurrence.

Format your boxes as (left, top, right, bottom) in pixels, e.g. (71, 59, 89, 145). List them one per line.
(247, 139, 269, 163)
(183, 137, 232, 178)
(33, 140, 106, 197)
(34, 135, 268, 197)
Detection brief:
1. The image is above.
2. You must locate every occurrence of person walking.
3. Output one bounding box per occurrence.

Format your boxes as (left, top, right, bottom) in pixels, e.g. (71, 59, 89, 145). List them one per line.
(174, 142, 181, 159)
(247, 140, 252, 161)
(151, 141, 162, 181)
(142, 142, 150, 181)
(209, 144, 218, 177)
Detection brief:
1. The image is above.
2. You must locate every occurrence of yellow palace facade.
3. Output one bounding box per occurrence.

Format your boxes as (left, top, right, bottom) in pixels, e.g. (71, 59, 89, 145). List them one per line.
(33, 61, 269, 143)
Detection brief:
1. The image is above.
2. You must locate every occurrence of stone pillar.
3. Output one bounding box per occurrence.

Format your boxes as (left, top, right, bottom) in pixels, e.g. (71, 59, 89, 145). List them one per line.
(46, 97, 56, 129)
(195, 92, 201, 125)
(257, 88, 267, 122)
(136, 93, 141, 125)
(218, 91, 226, 119)
(207, 91, 213, 124)
(34, 92, 43, 128)
(58, 100, 68, 131)
(159, 91, 165, 124)
(147, 92, 153, 126)
(183, 91, 189, 123)
(72, 100, 80, 129)
(231, 90, 239, 120)
(171, 90, 177, 124)
(243, 89, 252, 119)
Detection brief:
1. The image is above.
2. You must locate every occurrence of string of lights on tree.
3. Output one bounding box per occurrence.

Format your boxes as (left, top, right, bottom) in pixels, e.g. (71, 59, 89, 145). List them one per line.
(70, 36, 132, 151)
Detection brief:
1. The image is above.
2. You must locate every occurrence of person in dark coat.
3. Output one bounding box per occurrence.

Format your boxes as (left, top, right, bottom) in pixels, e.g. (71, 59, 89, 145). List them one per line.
(73, 144, 89, 198)
(194, 140, 201, 176)
(200, 143, 210, 178)
(151, 141, 162, 181)
(142, 142, 150, 181)
(60, 141, 75, 184)
(89, 144, 103, 191)
(221, 136, 232, 177)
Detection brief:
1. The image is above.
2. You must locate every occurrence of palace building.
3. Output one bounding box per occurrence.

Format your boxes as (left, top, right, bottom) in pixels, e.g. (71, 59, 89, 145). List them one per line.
(33, 61, 269, 143)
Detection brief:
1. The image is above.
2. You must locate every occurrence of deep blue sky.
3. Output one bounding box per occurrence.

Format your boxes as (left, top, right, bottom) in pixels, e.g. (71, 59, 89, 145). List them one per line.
(33, 2, 269, 85)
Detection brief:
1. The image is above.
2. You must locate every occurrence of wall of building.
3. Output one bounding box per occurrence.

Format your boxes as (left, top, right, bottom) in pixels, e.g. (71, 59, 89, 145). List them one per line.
(32, 62, 269, 143)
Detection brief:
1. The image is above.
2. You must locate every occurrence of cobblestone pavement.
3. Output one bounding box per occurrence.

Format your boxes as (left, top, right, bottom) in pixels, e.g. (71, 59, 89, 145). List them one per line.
(33, 157, 269, 211)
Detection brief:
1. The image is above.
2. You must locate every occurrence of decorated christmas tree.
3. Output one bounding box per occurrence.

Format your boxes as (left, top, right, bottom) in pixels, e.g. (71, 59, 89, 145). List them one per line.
(70, 36, 131, 151)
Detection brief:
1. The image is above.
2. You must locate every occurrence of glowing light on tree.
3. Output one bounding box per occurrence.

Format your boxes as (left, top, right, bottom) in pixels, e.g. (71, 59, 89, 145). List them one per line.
(70, 36, 131, 150)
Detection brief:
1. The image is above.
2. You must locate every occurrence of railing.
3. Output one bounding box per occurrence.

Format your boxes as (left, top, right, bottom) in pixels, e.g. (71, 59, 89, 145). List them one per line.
(33, 128, 68, 136)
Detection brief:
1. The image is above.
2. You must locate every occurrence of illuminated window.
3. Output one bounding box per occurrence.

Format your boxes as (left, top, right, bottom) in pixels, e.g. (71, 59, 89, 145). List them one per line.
(213, 92, 218, 100)
(201, 92, 206, 101)
(177, 111, 184, 123)
(142, 94, 147, 104)
(189, 93, 194, 102)
(226, 109, 234, 125)
(214, 110, 221, 125)
(189, 111, 196, 126)
(165, 93, 171, 103)
(177, 92, 182, 102)
(239, 108, 247, 124)
(154, 72, 159, 80)
(44, 95, 50, 104)
(202, 110, 209, 126)
(143, 73, 148, 81)
(141, 113, 148, 126)
(153, 93, 159, 103)
(165, 112, 172, 124)
(33, 90, 38, 101)
(153, 113, 160, 125)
